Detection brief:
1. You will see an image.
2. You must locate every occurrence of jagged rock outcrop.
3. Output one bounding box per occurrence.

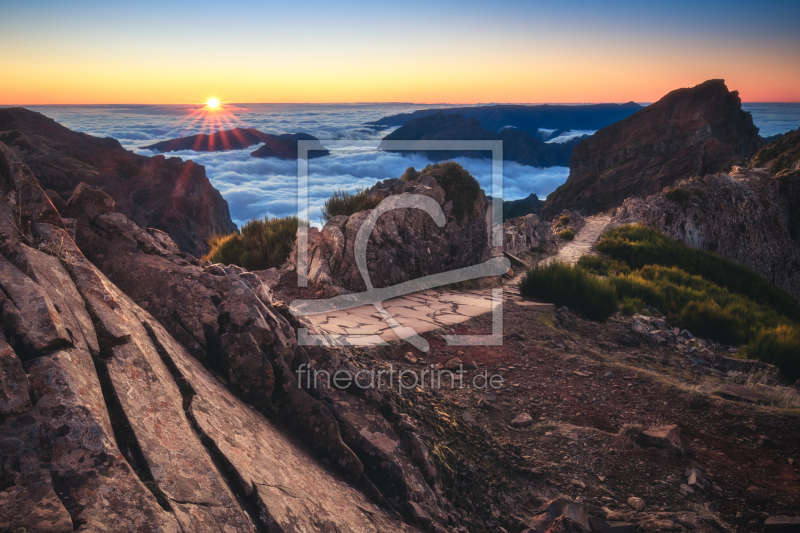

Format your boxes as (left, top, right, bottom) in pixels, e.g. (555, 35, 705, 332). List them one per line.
(140, 127, 329, 159)
(500, 192, 545, 221)
(500, 209, 583, 257)
(612, 166, 800, 302)
(0, 140, 449, 532)
(288, 162, 500, 296)
(542, 79, 763, 219)
(0, 109, 237, 256)
(381, 112, 584, 167)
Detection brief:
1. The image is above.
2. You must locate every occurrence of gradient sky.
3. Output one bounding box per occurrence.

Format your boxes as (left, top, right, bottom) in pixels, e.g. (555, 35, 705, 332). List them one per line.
(1, 0, 799, 104)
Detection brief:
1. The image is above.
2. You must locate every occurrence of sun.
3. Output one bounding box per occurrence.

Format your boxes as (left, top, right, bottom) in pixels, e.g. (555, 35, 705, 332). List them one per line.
(206, 98, 220, 109)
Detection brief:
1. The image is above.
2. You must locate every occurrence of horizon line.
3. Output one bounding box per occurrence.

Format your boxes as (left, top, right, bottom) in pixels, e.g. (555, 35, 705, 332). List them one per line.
(3, 101, 800, 107)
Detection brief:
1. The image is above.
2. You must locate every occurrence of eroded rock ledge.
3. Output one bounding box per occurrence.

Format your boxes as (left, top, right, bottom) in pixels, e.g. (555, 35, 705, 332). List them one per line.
(0, 142, 432, 532)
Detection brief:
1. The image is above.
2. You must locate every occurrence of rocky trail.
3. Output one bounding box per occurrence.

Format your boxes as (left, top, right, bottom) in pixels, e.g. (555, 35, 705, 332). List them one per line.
(539, 215, 611, 267)
(305, 215, 611, 348)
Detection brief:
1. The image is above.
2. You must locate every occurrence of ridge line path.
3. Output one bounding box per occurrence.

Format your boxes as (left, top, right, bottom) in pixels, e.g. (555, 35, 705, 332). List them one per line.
(306, 215, 612, 345)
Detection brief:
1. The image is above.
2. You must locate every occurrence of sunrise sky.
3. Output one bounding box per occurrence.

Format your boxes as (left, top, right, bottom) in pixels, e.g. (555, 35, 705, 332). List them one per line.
(2, 0, 799, 105)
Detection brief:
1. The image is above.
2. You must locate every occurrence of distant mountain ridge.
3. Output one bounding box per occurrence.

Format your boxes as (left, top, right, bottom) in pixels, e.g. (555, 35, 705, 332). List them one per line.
(367, 102, 643, 134)
(142, 127, 329, 159)
(380, 112, 586, 167)
(0, 107, 237, 256)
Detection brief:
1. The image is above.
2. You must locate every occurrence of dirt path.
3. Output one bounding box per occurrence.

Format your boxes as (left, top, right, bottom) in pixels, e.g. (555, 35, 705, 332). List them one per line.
(305, 216, 611, 347)
(539, 215, 611, 267)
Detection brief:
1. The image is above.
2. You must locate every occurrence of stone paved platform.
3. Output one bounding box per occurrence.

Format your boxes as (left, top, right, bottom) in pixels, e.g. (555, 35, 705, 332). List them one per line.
(304, 215, 611, 346)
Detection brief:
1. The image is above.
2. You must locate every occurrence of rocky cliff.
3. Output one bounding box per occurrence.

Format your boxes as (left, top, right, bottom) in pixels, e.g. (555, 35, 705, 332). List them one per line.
(0, 108, 237, 256)
(612, 165, 800, 302)
(381, 112, 584, 167)
(0, 139, 459, 532)
(542, 79, 763, 219)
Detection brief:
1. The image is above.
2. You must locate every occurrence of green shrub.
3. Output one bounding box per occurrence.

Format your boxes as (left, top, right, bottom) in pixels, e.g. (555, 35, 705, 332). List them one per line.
(519, 263, 618, 321)
(529, 245, 545, 254)
(610, 274, 667, 311)
(205, 216, 301, 270)
(621, 297, 646, 316)
(558, 228, 575, 240)
(420, 162, 481, 223)
(320, 188, 384, 225)
(576, 255, 608, 276)
(557, 215, 570, 227)
(741, 325, 800, 382)
(401, 167, 419, 181)
(678, 300, 746, 346)
(664, 188, 691, 204)
(596, 225, 800, 321)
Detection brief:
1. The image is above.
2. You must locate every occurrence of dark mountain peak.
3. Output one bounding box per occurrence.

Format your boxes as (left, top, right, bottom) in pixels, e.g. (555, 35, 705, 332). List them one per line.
(0, 107, 236, 256)
(541, 80, 763, 219)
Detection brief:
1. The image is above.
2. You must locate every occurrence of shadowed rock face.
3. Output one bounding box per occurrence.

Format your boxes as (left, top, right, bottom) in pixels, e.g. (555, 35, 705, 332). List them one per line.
(542, 79, 763, 219)
(0, 108, 237, 256)
(0, 143, 436, 532)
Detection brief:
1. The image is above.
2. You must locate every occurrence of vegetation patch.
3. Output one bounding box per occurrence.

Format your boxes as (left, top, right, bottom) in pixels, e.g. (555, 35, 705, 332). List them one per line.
(582, 225, 800, 379)
(557, 215, 570, 227)
(204, 216, 301, 270)
(519, 262, 618, 321)
(419, 162, 481, 223)
(621, 297, 646, 316)
(558, 228, 575, 240)
(741, 325, 800, 382)
(664, 188, 691, 204)
(576, 254, 608, 276)
(320, 188, 383, 225)
(596, 224, 800, 321)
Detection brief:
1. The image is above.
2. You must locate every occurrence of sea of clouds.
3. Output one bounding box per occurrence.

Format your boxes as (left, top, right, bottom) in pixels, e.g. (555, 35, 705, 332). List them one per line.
(150, 145, 570, 228)
(21, 102, 800, 229)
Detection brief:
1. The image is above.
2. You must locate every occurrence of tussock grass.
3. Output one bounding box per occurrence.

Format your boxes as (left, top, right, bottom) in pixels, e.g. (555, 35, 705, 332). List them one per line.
(596, 224, 800, 321)
(741, 325, 800, 382)
(205, 216, 301, 271)
(621, 297, 646, 316)
(519, 262, 617, 321)
(320, 188, 383, 225)
(576, 255, 608, 276)
(587, 225, 800, 380)
(558, 228, 575, 240)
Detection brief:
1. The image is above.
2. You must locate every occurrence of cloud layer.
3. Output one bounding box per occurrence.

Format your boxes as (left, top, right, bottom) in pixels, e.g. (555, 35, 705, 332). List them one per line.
(160, 146, 570, 228)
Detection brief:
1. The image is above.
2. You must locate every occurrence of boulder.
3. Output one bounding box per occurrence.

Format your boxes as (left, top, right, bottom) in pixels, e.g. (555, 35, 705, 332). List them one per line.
(640, 425, 690, 452)
(764, 516, 800, 531)
(716, 384, 770, 405)
(66, 182, 115, 220)
(627, 497, 645, 511)
(510, 413, 535, 428)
